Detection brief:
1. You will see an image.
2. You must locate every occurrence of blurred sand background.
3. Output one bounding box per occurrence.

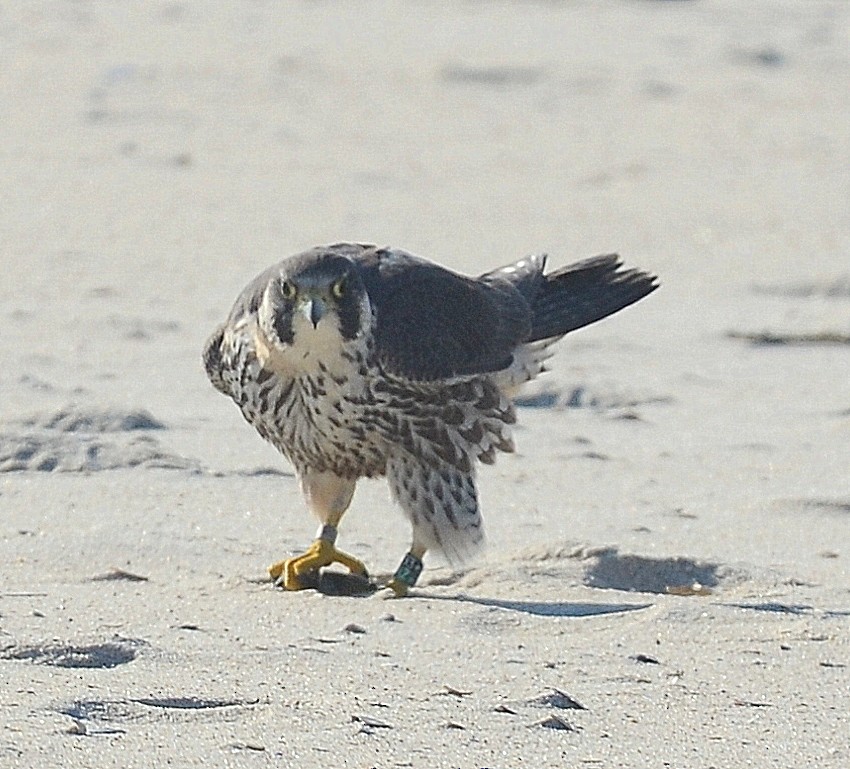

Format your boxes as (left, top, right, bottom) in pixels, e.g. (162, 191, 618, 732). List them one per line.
(1, 1, 849, 767)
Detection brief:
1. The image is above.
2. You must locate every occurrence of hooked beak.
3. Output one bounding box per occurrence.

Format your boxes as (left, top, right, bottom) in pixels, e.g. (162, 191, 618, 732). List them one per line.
(299, 296, 326, 328)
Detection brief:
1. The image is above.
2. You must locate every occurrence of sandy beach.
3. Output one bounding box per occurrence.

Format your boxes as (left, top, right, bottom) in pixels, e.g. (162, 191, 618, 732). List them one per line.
(1, 1, 849, 767)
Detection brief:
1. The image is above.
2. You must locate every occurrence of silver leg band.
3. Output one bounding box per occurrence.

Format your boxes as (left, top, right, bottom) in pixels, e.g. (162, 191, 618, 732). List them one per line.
(316, 524, 338, 544)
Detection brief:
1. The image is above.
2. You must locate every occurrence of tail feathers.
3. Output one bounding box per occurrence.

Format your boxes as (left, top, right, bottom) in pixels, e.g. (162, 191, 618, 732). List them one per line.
(529, 254, 658, 342)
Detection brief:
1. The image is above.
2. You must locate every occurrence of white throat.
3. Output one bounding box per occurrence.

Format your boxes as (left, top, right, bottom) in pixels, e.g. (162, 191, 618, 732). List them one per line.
(289, 312, 348, 369)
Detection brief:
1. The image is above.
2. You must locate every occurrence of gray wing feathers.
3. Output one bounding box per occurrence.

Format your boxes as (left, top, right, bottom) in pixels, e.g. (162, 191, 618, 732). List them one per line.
(356, 248, 531, 381)
(479, 253, 548, 302)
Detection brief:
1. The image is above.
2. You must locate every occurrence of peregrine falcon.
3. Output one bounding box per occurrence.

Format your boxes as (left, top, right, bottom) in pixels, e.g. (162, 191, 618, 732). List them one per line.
(203, 243, 657, 596)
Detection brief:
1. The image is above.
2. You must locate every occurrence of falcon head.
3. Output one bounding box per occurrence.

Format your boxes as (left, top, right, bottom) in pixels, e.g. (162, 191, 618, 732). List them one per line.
(257, 250, 371, 365)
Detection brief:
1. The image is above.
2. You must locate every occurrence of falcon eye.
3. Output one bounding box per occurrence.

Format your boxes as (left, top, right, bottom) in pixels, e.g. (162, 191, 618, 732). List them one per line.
(331, 278, 346, 299)
(280, 280, 296, 300)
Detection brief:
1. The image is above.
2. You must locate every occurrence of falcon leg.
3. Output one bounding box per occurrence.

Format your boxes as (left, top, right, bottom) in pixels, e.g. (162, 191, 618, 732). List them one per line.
(268, 472, 366, 591)
(269, 524, 368, 590)
(386, 544, 427, 597)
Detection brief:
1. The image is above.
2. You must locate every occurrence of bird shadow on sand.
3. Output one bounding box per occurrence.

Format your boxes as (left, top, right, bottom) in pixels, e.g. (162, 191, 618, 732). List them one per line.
(415, 593, 652, 618)
(268, 571, 652, 616)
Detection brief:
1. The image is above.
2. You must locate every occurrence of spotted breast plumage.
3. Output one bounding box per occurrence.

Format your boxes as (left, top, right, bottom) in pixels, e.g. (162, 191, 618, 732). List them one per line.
(203, 243, 657, 595)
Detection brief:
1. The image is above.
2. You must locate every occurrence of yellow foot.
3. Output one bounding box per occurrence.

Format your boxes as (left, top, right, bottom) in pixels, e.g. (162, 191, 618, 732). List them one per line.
(269, 539, 368, 591)
(385, 578, 410, 598)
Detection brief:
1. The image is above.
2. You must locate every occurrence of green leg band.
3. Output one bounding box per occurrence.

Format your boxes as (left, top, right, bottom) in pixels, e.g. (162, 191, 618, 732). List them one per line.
(393, 552, 423, 588)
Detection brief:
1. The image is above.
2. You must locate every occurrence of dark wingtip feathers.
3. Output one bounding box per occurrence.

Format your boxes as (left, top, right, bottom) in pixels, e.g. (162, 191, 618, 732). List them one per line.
(528, 253, 658, 342)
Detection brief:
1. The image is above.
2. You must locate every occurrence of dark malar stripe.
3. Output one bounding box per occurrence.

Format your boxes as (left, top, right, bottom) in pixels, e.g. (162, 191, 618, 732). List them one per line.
(337, 293, 361, 341)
